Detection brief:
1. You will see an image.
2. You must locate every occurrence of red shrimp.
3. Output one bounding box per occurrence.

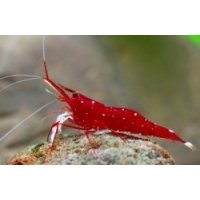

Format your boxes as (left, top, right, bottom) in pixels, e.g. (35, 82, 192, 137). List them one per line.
(0, 37, 195, 159)
(43, 54, 195, 151)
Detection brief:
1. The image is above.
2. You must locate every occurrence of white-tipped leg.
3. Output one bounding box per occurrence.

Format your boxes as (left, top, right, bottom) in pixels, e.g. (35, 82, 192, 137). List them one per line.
(56, 112, 73, 133)
(47, 124, 58, 144)
(47, 112, 73, 144)
(184, 142, 196, 151)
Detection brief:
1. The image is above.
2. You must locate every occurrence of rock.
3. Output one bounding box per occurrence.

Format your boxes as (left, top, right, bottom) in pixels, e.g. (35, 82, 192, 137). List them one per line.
(7, 133, 175, 165)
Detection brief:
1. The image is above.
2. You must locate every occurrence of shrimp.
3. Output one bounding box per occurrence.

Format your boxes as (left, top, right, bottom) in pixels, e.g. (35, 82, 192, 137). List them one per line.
(42, 38, 196, 151)
(0, 37, 195, 152)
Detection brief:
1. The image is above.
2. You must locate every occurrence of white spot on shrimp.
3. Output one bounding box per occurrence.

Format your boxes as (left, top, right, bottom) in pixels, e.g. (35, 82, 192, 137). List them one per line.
(102, 113, 106, 117)
(134, 113, 138, 116)
(81, 100, 84, 104)
(122, 108, 125, 111)
(141, 124, 144, 127)
(85, 112, 88, 115)
(151, 128, 154, 131)
(112, 115, 115, 118)
(122, 117, 125, 120)
(92, 101, 95, 104)
(169, 129, 174, 133)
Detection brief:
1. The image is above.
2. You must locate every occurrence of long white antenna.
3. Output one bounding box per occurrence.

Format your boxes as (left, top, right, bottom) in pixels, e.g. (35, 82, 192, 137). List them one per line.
(42, 36, 46, 61)
(0, 99, 56, 143)
(0, 77, 41, 93)
(45, 88, 57, 97)
(0, 74, 40, 81)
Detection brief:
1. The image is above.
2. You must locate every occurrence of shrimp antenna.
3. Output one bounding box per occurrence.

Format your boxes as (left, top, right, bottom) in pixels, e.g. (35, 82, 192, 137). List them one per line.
(43, 36, 49, 79)
(0, 74, 40, 81)
(0, 77, 41, 94)
(45, 88, 57, 97)
(0, 99, 56, 143)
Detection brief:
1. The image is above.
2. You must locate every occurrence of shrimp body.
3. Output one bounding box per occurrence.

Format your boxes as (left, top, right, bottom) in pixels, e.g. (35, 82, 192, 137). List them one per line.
(68, 95, 185, 143)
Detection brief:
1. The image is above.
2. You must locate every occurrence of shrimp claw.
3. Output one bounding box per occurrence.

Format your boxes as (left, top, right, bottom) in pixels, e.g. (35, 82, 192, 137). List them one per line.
(47, 112, 73, 144)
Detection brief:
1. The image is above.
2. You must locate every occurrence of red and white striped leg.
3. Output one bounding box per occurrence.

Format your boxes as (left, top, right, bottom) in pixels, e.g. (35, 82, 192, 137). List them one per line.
(47, 111, 73, 144)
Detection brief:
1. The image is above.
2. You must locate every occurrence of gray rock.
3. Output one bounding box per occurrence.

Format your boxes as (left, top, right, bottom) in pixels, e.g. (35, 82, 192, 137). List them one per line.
(7, 133, 175, 165)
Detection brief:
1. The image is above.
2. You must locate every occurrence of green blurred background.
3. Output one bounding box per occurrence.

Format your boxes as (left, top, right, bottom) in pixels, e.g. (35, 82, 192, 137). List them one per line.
(0, 36, 199, 164)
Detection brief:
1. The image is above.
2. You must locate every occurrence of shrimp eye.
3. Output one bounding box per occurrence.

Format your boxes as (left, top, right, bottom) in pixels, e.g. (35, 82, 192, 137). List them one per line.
(72, 93, 78, 98)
